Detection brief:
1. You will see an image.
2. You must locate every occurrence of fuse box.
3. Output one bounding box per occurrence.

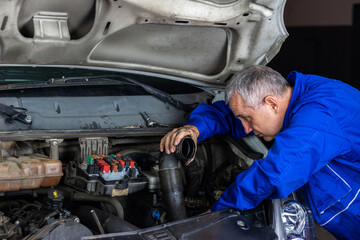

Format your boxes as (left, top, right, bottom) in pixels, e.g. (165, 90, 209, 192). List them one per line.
(64, 154, 147, 196)
(80, 154, 139, 181)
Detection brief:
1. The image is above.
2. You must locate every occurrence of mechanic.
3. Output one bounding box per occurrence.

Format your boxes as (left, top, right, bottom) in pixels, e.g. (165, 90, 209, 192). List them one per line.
(160, 65, 360, 239)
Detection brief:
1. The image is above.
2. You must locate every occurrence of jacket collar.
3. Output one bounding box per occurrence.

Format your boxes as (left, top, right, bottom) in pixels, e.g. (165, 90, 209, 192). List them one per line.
(283, 71, 305, 129)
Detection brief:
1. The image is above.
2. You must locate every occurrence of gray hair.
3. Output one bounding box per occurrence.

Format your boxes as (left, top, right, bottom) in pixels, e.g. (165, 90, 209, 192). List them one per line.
(225, 65, 289, 108)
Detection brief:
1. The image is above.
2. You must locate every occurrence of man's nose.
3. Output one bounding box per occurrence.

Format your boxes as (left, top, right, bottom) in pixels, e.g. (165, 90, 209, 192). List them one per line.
(241, 120, 253, 134)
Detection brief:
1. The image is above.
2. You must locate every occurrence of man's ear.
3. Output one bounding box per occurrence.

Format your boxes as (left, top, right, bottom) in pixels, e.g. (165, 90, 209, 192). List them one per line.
(264, 96, 279, 113)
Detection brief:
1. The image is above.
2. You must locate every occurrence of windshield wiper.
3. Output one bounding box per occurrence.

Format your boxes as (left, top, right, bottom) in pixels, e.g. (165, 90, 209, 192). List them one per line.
(0, 76, 126, 89)
(64, 75, 196, 111)
(0, 103, 32, 125)
(116, 76, 196, 112)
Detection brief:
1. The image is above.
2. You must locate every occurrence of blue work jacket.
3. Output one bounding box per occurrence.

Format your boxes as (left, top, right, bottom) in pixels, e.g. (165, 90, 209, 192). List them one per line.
(185, 71, 360, 239)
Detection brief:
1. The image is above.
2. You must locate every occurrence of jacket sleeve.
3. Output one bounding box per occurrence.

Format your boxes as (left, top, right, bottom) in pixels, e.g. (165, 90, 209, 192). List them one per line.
(184, 101, 248, 141)
(211, 103, 351, 211)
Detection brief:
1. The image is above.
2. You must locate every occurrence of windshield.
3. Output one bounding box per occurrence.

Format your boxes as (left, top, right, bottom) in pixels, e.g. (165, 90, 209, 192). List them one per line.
(0, 66, 203, 95)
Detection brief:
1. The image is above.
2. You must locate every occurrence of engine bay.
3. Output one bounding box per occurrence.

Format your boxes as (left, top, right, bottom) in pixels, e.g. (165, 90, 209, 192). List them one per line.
(0, 134, 269, 239)
(0, 71, 274, 239)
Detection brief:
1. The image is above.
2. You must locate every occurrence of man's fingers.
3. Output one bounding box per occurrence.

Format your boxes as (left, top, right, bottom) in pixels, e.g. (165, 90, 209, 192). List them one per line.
(173, 130, 190, 146)
(163, 128, 178, 154)
(201, 209, 211, 215)
(167, 127, 187, 153)
(174, 126, 197, 145)
(159, 133, 168, 152)
(160, 135, 168, 152)
(160, 125, 199, 156)
(164, 132, 173, 154)
(185, 156, 195, 166)
(160, 132, 170, 152)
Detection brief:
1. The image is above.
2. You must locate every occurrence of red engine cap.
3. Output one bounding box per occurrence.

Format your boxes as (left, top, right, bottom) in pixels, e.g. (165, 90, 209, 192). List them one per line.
(129, 160, 136, 168)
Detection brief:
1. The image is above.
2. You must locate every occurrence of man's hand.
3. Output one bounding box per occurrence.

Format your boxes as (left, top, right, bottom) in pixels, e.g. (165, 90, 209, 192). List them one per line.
(201, 209, 211, 215)
(160, 125, 199, 165)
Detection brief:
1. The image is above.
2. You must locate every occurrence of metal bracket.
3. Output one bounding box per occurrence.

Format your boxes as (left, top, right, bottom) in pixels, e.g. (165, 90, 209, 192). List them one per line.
(33, 11, 70, 40)
(79, 137, 109, 163)
(0, 103, 32, 125)
(46, 139, 64, 160)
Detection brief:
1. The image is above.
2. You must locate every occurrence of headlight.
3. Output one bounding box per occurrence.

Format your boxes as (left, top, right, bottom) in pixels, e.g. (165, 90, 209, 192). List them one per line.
(281, 201, 306, 237)
(271, 193, 316, 240)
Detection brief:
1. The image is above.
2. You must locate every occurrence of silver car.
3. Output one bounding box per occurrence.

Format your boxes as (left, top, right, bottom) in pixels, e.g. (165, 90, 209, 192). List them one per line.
(0, 0, 316, 239)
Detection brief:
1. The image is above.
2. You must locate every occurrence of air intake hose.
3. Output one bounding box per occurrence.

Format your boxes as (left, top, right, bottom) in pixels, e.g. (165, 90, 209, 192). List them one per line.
(159, 137, 196, 221)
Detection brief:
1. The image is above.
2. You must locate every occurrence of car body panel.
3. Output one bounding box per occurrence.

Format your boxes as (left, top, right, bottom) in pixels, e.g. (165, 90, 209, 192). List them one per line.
(82, 209, 277, 240)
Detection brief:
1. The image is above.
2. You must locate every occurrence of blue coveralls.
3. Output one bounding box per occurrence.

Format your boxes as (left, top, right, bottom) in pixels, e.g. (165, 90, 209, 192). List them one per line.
(185, 72, 360, 239)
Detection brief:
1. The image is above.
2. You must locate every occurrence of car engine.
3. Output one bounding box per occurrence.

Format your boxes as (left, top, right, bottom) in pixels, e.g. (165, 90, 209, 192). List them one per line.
(0, 134, 263, 239)
(0, 70, 280, 239)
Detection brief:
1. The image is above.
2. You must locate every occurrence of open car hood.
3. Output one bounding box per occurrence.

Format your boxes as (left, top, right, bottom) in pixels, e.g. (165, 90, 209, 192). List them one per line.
(0, 0, 287, 84)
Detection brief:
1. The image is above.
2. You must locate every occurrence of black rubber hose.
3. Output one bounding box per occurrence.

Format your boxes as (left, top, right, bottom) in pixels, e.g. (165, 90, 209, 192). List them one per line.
(73, 205, 139, 234)
(71, 192, 124, 219)
(174, 137, 196, 163)
(158, 137, 196, 221)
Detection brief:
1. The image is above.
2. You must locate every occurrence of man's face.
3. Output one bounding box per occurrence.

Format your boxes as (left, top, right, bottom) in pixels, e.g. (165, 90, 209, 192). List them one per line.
(228, 93, 284, 141)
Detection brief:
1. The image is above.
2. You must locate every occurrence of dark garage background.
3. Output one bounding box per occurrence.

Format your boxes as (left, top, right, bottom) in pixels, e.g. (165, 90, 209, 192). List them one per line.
(268, 0, 360, 90)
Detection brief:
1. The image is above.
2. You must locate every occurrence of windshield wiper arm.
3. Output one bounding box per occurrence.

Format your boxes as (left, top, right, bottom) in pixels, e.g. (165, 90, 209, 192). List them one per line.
(117, 76, 195, 112)
(64, 75, 196, 112)
(0, 76, 126, 90)
(0, 103, 32, 125)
